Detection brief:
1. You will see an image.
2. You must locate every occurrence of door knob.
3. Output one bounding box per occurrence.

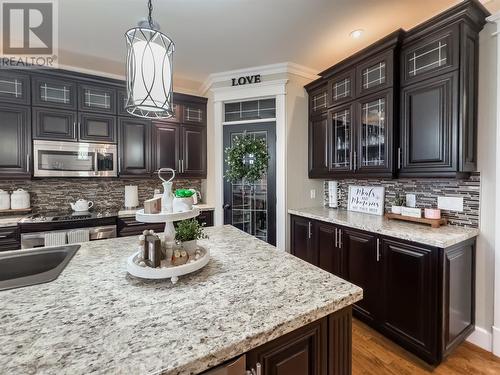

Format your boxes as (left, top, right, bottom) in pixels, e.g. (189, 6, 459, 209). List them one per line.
(223, 203, 231, 210)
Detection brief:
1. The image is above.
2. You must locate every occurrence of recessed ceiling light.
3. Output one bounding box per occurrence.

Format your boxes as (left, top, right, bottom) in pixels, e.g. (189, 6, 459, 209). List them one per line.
(350, 29, 364, 39)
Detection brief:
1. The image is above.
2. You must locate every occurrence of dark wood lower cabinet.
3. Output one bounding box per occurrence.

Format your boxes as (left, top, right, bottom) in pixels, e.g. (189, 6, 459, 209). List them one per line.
(246, 307, 351, 375)
(289, 215, 475, 365)
(344, 229, 379, 324)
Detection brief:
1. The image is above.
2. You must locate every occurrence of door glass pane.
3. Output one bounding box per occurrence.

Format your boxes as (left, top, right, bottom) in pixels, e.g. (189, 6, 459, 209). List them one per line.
(331, 109, 351, 169)
(332, 78, 350, 100)
(38, 150, 95, 171)
(0, 78, 22, 98)
(363, 62, 386, 89)
(224, 99, 276, 122)
(361, 98, 386, 167)
(230, 131, 268, 242)
(85, 90, 110, 109)
(408, 37, 448, 77)
(40, 83, 71, 104)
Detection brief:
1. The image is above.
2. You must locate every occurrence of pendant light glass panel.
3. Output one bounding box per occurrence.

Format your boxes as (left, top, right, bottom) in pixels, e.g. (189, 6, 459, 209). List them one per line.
(125, 27, 174, 119)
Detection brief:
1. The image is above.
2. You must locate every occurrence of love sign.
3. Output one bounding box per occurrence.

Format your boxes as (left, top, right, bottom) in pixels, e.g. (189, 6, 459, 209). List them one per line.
(231, 74, 262, 86)
(347, 185, 385, 216)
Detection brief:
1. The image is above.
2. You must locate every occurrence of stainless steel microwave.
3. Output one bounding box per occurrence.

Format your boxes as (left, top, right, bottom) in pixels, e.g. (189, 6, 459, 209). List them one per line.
(33, 140, 117, 177)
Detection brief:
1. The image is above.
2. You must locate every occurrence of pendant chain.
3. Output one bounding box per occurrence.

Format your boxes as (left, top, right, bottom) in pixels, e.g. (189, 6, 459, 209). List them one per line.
(147, 0, 153, 28)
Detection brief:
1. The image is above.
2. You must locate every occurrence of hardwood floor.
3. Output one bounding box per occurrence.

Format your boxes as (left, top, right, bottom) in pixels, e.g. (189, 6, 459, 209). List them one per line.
(352, 319, 500, 375)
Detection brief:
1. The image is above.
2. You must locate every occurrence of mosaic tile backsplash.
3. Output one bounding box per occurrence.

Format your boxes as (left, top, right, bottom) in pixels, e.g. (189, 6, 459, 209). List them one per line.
(323, 175, 480, 228)
(0, 178, 202, 214)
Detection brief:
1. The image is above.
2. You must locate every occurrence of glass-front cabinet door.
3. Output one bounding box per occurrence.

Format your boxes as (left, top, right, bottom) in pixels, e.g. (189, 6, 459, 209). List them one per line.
(356, 90, 392, 174)
(356, 51, 393, 97)
(328, 69, 355, 107)
(32, 75, 77, 110)
(329, 104, 354, 173)
(0, 72, 30, 105)
(309, 85, 328, 116)
(78, 84, 116, 114)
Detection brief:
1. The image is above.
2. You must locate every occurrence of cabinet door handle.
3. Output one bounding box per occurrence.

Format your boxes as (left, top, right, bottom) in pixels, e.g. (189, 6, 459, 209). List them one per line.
(182, 159, 184, 173)
(334, 228, 338, 248)
(353, 151, 357, 170)
(376, 238, 380, 262)
(26, 154, 30, 172)
(338, 229, 342, 248)
(398, 147, 401, 170)
(308, 221, 312, 239)
(118, 157, 121, 174)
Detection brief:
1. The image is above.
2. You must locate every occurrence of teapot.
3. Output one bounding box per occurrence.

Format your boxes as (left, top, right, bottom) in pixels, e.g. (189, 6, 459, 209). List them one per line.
(70, 199, 94, 212)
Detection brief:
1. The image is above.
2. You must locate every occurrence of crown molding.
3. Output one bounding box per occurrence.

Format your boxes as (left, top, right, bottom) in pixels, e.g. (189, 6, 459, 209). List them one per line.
(487, 11, 500, 23)
(200, 62, 319, 95)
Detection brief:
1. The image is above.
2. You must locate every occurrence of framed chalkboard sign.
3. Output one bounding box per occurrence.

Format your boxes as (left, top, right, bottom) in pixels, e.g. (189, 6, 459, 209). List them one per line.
(347, 185, 385, 216)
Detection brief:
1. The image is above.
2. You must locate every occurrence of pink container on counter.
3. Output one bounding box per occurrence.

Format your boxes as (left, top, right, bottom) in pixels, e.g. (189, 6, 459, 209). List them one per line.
(424, 208, 441, 219)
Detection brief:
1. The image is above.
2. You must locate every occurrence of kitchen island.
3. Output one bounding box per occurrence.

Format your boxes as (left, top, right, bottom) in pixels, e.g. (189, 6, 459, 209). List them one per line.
(0, 225, 362, 375)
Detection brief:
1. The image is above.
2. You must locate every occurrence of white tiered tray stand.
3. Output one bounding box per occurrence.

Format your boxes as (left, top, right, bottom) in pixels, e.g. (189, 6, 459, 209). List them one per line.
(126, 207, 210, 284)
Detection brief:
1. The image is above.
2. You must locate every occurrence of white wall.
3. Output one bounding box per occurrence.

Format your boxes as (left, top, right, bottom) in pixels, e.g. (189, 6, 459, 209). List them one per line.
(467, 22, 497, 351)
(284, 74, 324, 251)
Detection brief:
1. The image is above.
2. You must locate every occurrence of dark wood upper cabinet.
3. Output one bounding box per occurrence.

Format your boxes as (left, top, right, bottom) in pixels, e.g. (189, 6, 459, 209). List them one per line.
(33, 107, 77, 141)
(182, 102, 206, 126)
(306, 1, 487, 178)
(181, 125, 206, 177)
(246, 316, 327, 375)
(328, 69, 355, 107)
(399, 72, 458, 176)
(78, 113, 117, 143)
(356, 50, 394, 97)
(401, 24, 459, 86)
(118, 117, 152, 176)
(344, 228, 380, 323)
(152, 121, 180, 172)
(309, 85, 328, 116)
(0, 71, 30, 105)
(0, 103, 31, 178)
(32, 75, 77, 110)
(117, 89, 133, 117)
(380, 238, 437, 362)
(78, 83, 116, 114)
(328, 103, 353, 174)
(355, 89, 394, 175)
(308, 113, 329, 177)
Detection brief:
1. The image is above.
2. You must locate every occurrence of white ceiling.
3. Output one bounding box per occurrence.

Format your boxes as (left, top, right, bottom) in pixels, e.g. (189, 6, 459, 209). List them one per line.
(56, 0, 499, 92)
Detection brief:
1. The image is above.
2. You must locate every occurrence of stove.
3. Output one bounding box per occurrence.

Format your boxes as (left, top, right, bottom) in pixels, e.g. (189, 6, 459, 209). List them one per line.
(21, 211, 115, 223)
(19, 211, 118, 249)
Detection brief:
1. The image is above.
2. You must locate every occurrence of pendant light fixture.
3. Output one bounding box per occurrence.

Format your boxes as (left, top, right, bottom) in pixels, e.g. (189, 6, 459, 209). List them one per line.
(125, 0, 175, 119)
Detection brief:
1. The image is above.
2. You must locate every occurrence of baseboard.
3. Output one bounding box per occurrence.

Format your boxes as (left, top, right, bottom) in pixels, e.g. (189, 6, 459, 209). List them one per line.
(467, 326, 493, 351)
(493, 325, 500, 356)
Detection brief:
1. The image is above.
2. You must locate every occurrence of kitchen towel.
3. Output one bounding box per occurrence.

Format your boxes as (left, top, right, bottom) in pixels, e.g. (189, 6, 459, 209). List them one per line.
(67, 229, 90, 244)
(44, 232, 66, 247)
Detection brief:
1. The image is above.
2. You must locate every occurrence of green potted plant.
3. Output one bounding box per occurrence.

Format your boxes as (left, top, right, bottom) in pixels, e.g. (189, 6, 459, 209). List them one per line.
(391, 194, 406, 215)
(175, 219, 208, 254)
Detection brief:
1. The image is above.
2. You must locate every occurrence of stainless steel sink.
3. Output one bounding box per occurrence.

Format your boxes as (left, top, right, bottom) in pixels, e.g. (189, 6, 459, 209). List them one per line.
(0, 245, 80, 291)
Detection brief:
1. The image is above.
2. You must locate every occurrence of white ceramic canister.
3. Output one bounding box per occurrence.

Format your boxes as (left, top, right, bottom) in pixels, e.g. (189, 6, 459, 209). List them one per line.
(0, 189, 10, 210)
(173, 196, 193, 213)
(10, 188, 30, 209)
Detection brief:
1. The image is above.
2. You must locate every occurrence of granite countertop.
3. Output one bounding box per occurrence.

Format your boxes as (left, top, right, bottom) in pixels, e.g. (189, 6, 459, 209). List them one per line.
(118, 204, 215, 218)
(0, 225, 362, 375)
(288, 207, 478, 248)
(0, 215, 26, 228)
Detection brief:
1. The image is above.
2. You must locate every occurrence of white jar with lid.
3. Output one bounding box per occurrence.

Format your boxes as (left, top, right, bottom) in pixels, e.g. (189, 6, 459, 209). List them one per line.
(10, 189, 30, 209)
(0, 189, 10, 210)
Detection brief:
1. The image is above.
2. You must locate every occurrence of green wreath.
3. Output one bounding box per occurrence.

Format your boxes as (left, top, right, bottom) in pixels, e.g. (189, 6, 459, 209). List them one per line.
(225, 134, 269, 183)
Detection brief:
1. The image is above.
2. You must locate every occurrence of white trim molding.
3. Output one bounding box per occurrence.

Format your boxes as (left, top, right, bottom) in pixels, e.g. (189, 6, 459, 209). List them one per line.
(487, 11, 500, 357)
(211, 78, 289, 250)
(467, 326, 493, 352)
(201, 62, 318, 95)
